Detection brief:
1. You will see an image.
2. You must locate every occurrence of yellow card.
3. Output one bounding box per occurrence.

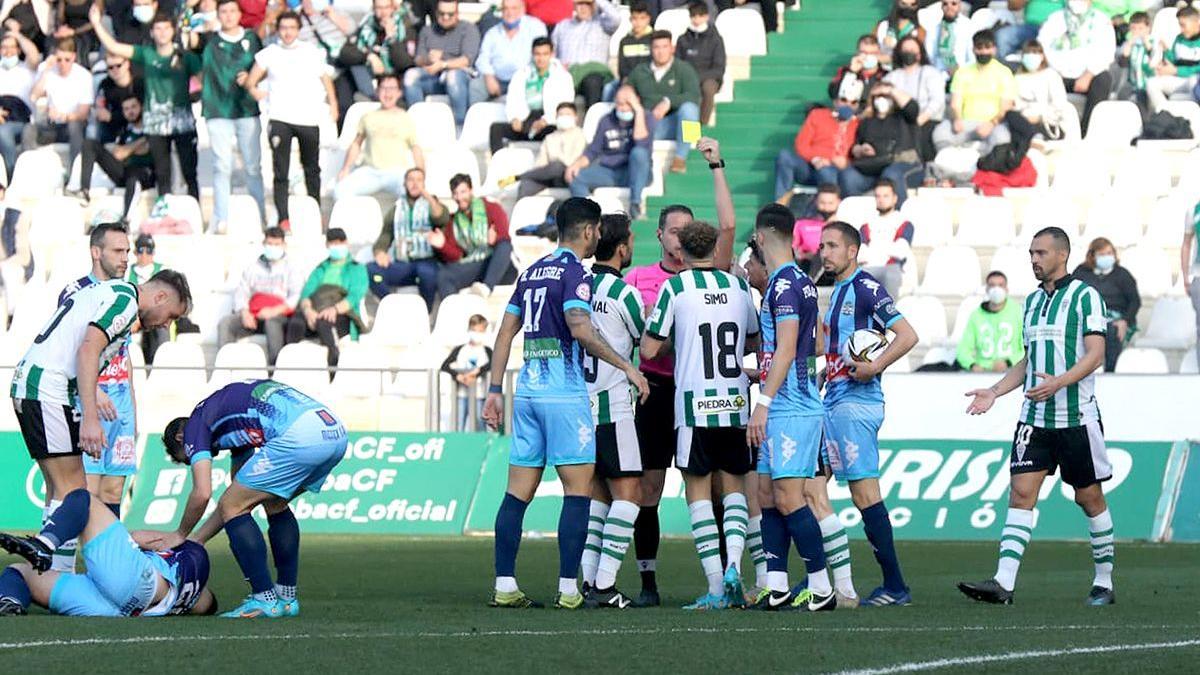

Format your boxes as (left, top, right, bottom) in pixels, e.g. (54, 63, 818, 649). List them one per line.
(681, 120, 702, 145)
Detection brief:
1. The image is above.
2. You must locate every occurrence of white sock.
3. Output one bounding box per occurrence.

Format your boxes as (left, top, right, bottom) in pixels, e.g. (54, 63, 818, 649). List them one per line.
(558, 577, 578, 595)
(767, 570, 789, 593)
(721, 493, 748, 576)
(595, 500, 638, 590)
(746, 514, 768, 589)
(994, 508, 1035, 592)
(275, 584, 296, 601)
(818, 514, 855, 597)
(581, 500, 609, 586)
(44, 500, 77, 573)
(689, 500, 724, 597)
(807, 567, 832, 596)
(1088, 509, 1114, 590)
(495, 576, 518, 593)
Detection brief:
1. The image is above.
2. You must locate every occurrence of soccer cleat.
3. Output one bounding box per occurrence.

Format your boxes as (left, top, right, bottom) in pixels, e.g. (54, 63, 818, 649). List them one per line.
(745, 585, 769, 607)
(279, 598, 300, 617)
(752, 590, 795, 611)
(790, 578, 808, 596)
(220, 595, 284, 618)
(723, 566, 745, 608)
(682, 593, 730, 610)
(553, 592, 585, 610)
(0, 597, 26, 616)
(1086, 586, 1115, 606)
(791, 588, 837, 612)
(957, 579, 1013, 606)
(860, 585, 913, 607)
(584, 586, 633, 609)
(634, 589, 661, 607)
(835, 591, 860, 609)
(489, 590, 543, 608)
(0, 534, 53, 573)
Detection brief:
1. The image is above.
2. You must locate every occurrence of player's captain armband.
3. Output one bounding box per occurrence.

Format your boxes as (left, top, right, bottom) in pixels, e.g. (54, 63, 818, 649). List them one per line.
(1085, 314, 1107, 333)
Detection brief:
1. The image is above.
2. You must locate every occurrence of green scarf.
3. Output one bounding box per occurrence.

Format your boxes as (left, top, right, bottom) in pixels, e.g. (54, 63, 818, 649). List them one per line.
(394, 197, 432, 261)
(938, 21, 956, 70)
(453, 198, 490, 262)
(525, 68, 549, 111)
(1061, 8, 1096, 51)
(888, 20, 916, 44)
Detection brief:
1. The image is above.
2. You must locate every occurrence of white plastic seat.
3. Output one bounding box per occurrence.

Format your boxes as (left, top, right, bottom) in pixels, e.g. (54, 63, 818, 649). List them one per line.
(715, 8, 766, 56)
(1050, 151, 1110, 194)
(149, 195, 204, 233)
(328, 196, 383, 250)
(272, 342, 331, 396)
(1136, 296, 1197, 349)
(362, 293, 430, 348)
(337, 101, 381, 149)
(893, 295, 948, 344)
(1085, 101, 1142, 147)
(1017, 191, 1080, 245)
(986, 246, 1038, 297)
(1162, 101, 1200, 137)
(948, 294, 986, 344)
(147, 341, 207, 389)
(1113, 153, 1172, 196)
(583, 102, 615, 143)
(509, 195, 557, 230)
(591, 186, 630, 214)
(902, 194, 953, 247)
(1180, 348, 1198, 374)
(654, 8, 690, 39)
(9, 149, 64, 201)
(918, 245, 981, 296)
(29, 197, 86, 243)
(459, 101, 507, 151)
(1114, 347, 1169, 374)
(920, 345, 957, 366)
(1081, 194, 1143, 249)
(609, 15, 631, 57)
(210, 342, 269, 389)
(955, 196, 1015, 246)
(226, 194, 264, 240)
(835, 195, 877, 228)
(408, 101, 458, 149)
(1152, 8, 1181, 53)
(287, 196, 323, 240)
(331, 342, 390, 396)
(432, 293, 491, 346)
(482, 147, 536, 195)
(1146, 195, 1189, 247)
(1119, 245, 1173, 298)
(424, 143, 481, 198)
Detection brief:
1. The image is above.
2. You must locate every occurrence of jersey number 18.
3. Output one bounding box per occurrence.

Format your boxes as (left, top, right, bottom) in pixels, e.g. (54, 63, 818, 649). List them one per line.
(699, 321, 740, 379)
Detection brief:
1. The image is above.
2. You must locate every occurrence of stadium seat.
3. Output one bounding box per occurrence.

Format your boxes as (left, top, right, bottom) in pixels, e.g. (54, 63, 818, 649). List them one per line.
(835, 195, 877, 228)
(147, 341, 208, 390)
(66, 154, 115, 192)
(509, 195, 557, 230)
(1085, 101, 1141, 147)
(955, 196, 1015, 247)
(482, 147, 536, 195)
(1081, 194, 1142, 249)
(1050, 152, 1110, 194)
(1016, 191, 1080, 245)
(1113, 154, 1172, 197)
(1177, 150, 1200, 194)
(920, 345, 956, 366)
(986, 246, 1038, 297)
(30, 197, 85, 243)
(328, 196, 383, 250)
(432, 293, 491, 346)
(918, 245, 981, 296)
(362, 293, 430, 348)
(5, 284, 58, 347)
(273, 342, 332, 396)
(1119, 245, 1173, 298)
(288, 196, 323, 240)
(887, 353, 912, 373)
(226, 194, 264, 240)
(903, 194, 953, 247)
(1180, 348, 1198, 374)
(1161, 102, 1200, 140)
(654, 8, 690, 39)
(609, 15, 631, 57)
(424, 143, 481, 199)
(948, 294, 986, 344)
(1152, 6, 1180, 47)
(1137, 296, 1197, 349)
(917, 1, 942, 29)
(1114, 347, 1169, 374)
(894, 295, 948, 344)
(209, 342, 269, 389)
(407, 101, 457, 149)
(332, 342, 391, 397)
(9, 149, 64, 201)
(459, 102, 508, 152)
(583, 102, 615, 143)
(591, 187, 630, 214)
(337, 101, 381, 149)
(715, 9, 766, 57)
(1146, 195, 1189, 247)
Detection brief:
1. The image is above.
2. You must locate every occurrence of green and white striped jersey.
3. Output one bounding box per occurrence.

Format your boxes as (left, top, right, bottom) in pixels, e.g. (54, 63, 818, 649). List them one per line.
(1019, 274, 1107, 429)
(586, 266, 645, 425)
(646, 268, 759, 429)
(11, 280, 139, 405)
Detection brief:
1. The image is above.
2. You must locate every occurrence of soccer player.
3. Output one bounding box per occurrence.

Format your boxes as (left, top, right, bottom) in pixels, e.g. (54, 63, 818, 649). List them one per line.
(641, 220, 759, 610)
(152, 380, 348, 618)
(745, 204, 837, 612)
(483, 198, 649, 610)
(580, 214, 645, 609)
(959, 227, 1115, 606)
(0, 493, 215, 616)
(624, 137, 738, 606)
(819, 221, 918, 607)
(3, 270, 191, 574)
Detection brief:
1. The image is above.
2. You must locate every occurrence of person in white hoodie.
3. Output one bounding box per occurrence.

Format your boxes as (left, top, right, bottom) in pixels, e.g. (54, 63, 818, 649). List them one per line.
(1037, 0, 1115, 135)
(488, 36, 574, 154)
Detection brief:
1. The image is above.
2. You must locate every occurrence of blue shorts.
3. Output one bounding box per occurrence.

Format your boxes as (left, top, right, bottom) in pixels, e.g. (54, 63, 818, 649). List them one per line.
(823, 401, 884, 482)
(236, 408, 347, 499)
(84, 384, 137, 477)
(758, 414, 823, 480)
(510, 397, 595, 468)
(49, 520, 167, 616)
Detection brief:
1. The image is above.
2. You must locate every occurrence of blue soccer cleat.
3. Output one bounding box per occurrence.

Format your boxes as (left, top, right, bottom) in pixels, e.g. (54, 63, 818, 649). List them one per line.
(723, 566, 745, 608)
(859, 586, 913, 607)
(279, 597, 300, 617)
(683, 593, 730, 610)
(221, 595, 284, 618)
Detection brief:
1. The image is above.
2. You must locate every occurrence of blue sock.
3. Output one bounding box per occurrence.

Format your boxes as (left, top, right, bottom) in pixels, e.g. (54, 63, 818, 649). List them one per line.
(105, 503, 120, 519)
(267, 508, 300, 588)
(0, 567, 30, 608)
(225, 513, 275, 595)
(493, 493, 529, 577)
(39, 489, 89, 548)
(760, 507, 789, 574)
(784, 506, 828, 574)
(862, 501, 906, 592)
(557, 495, 590, 581)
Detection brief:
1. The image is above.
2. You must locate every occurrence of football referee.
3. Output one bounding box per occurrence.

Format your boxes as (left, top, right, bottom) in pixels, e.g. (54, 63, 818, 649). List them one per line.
(957, 227, 1116, 606)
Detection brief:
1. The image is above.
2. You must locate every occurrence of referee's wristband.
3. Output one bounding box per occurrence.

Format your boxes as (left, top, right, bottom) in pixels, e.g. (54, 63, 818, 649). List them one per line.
(756, 394, 773, 409)
(488, 383, 503, 395)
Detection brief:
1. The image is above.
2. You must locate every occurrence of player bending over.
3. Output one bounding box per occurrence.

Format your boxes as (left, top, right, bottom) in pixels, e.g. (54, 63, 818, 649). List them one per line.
(150, 380, 347, 618)
(641, 221, 759, 610)
(484, 198, 649, 610)
(0, 493, 215, 616)
(4, 270, 191, 573)
(959, 227, 1115, 606)
(819, 222, 918, 607)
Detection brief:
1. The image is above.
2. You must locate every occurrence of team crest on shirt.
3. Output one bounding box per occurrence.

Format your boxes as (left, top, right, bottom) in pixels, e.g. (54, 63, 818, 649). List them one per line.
(576, 283, 591, 301)
(110, 314, 130, 334)
(840, 303, 853, 316)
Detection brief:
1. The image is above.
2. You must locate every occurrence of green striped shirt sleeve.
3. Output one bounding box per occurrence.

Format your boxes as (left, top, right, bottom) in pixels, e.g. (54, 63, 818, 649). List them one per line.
(646, 284, 674, 339)
(620, 284, 645, 337)
(91, 293, 136, 341)
(1080, 286, 1107, 336)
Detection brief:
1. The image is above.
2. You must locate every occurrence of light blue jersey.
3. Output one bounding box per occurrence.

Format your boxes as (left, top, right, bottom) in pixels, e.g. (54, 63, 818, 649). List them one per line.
(759, 262, 822, 417)
(822, 269, 903, 407)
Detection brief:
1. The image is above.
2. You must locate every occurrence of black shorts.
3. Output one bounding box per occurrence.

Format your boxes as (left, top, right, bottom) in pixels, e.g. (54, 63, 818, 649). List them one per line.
(676, 426, 753, 477)
(14, 399, 81, 460)
(596, 419, 643, 479)
(1010, 421, 1111, 488)
(635, 372, 676, 470)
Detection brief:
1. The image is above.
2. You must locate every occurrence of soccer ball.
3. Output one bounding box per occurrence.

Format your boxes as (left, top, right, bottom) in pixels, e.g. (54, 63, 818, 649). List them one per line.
(842, 329, 889, 363)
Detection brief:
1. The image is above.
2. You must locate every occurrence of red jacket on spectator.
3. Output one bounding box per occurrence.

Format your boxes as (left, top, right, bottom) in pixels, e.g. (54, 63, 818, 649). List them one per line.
(971, 157, 1038, 197)
(238, 0, 267, 29)
(526, 0, 573, 29)
(794, 109, 859, 164)
(436, 199, 510, 263)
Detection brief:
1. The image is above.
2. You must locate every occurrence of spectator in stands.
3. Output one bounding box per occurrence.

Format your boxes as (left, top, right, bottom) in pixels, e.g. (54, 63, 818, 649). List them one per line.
(842, 81, 923, 205)
(793, 182, 840, 277)
(1147, 6, 1200, 113)
(932, 30, 1014, 169)
(94, 51, 142, 145)
(676, 1, 724, 126)
(440, 313, 491, 431)
(828, 34, 886, 112)
(335, 73, 422, 200)
(628, 30, 700, 173)
(514, 100, 585, 197)
(474, 0, 547, 102)
(185, 0, 221, 53)
(355, 0, 418, 88)
(369, 167, 447, 310)
(404, 0, 480, 126)
(955, 270, 1025, 372)
(239, 0, 271, 38)
(649, 0, 717, 19)
(1015, 39, 1069, 141)
(245, 10, 337, 232)
(0, 0, 48, 50)
(858, 178, 912, 297)
(1038, 0, 1115, 135)
(203, 0, 266, 235)
(995, 0, 1053, 58)
(551, 0, 619, 111)
(1074, 236, 1140, 372)
(773, 79, 861, 205)
(108, 0, 155, 45)
(0, 181, 32, 290)
(219, 226, 303, 365)
(565, 84, 653, 218)
(885, 34, 946, 160)
(287, 227, 369, 369)
(435, 173, 514, 296)
(294, 0, 357, 121)
(876, 0, 925, 66)
(716, 0, 776, 34)
(91, 5, 202, 201)
(526, 0, 572, 30)
(25, 38, 89, 174)
(1117, 11, 1153, 113)
(126, 233, 171, 362)
(74, 94, 152, 216)
(1186, 200, 1200, 368)
(488, 36, 572, 153)
(925, 0, 973, 77)
(615, 1, 653, 86)
(0, 32, 37, 180)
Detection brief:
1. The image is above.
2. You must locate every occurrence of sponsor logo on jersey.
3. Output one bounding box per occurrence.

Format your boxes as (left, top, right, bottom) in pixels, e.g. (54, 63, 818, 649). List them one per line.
(773, 278, 791, 299)
(861, 279, 881, 296)
(576, 282, 591, 302)
(840, 302, 854, 316)
(1026, 325, 1066, 342)
(802, 284, 817, 299)
(524, 337, 564, 360)
(692, 393, 747, 415)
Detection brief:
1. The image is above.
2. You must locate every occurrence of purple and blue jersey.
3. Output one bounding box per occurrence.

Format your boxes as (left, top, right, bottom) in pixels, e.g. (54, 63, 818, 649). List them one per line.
(147, 541, 211, 615)
(182, 380, 326, 464)
(759, 262, 822, 417)
(823, 269, 903, 406)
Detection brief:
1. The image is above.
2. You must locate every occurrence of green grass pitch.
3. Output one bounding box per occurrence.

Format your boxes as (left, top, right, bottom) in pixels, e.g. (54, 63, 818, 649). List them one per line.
(2, 537, 1198, 673)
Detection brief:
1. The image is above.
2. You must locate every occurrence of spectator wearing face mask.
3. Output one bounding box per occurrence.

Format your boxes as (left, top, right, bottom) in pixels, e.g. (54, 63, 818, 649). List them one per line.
(566, 84, 653, 219)
(0, 31, 38, 180)
(1037, 0, 1116, 135)
(955, 270, 1025, 372)
(1116, 11, 1154, 113)
(884, 35, 946, 160)
(773, 79, 861, 206)
(514, 100, 586, 198)
(924, 0, 973, 77)
(1074, 237, 1140, 372)
(287, 227, 369, 369)
(1014, 40, 1069, 141)
(107, 0, 163, 45)
(828, 34, 886, 112)
(841, 81, 923, 205)
(218, 226, 304, 365)
(675, 1, 724, 126)
(876, 0, 925, 66)
(792, 182, 840, 278)
(932, 29, 1015, 180)
(857, 178, 913, 298)
(550, 0, 620, 111)
(440, 313, 492, 431)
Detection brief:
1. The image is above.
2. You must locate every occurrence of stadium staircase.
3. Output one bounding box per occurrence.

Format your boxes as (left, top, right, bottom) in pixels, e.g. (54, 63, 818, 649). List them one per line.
(633, 0, 889, 265)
